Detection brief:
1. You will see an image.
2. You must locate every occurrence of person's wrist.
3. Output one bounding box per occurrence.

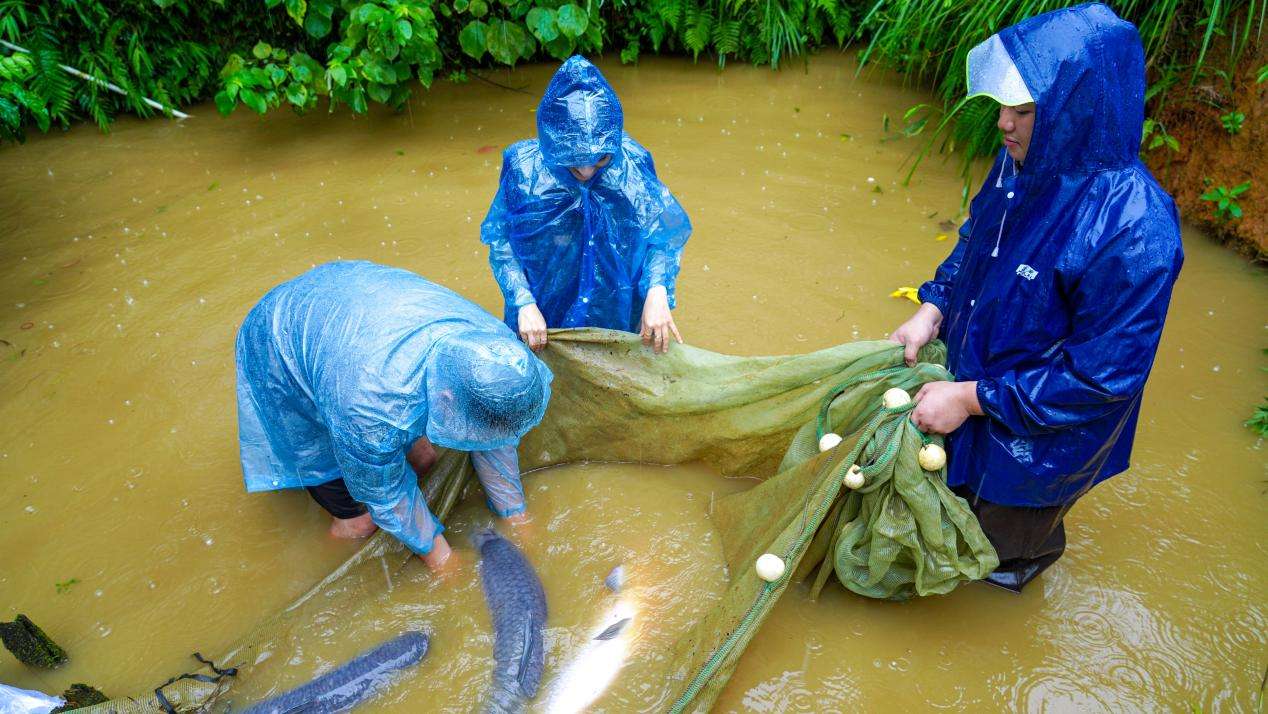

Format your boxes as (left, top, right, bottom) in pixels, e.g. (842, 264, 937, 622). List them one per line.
(960, 381, 982, 415)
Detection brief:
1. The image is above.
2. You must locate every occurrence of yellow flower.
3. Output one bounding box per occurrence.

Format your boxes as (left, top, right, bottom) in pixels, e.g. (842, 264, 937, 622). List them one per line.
(935, 233, 948, 241)
(890, 286, 920, 305)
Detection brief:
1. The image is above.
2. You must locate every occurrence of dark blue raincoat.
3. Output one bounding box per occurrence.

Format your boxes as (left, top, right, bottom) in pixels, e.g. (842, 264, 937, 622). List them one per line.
(235, 261, 553, 554)
(480, 56, 692, 333)
(918, 3, 1184, 508)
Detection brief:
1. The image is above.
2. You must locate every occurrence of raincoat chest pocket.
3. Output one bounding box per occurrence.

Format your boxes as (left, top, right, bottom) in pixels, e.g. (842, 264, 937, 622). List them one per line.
(978, 256, 1069, 359)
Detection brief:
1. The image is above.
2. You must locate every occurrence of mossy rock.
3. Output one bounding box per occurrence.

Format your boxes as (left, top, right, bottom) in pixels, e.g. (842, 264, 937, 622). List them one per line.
(51, 683, 109, 712)
(0, 614, 67, 668)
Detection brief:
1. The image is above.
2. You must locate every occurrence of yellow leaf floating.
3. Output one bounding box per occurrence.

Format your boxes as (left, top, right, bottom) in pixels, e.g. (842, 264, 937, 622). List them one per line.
(935, 233, 948, 241)
(890, 286, 921, 305)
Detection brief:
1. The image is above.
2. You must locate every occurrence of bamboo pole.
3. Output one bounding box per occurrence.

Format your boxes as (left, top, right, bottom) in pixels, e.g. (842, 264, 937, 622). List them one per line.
(1, 39, 191, 119)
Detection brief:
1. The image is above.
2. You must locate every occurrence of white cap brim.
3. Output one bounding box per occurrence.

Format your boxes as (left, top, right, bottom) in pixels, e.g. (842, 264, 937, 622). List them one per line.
(966, 34, 1034, 106)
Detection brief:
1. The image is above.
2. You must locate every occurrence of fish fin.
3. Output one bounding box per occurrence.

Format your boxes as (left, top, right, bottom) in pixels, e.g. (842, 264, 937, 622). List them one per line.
(594, 617, 631, 641)
(604, 564, 624, 593)
(280, 702, 318, 714)
(516, 612, 544, 698)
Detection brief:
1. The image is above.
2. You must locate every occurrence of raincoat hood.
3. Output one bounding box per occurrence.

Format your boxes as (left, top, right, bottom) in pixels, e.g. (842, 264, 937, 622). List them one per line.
(986, 2, 1145, 174)
(537, 55, 624, 168)
(424, 332, 551, 452)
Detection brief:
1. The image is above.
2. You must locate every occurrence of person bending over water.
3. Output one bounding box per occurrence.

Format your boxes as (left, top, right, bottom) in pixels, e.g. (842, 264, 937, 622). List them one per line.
(481, 55, 692, 354)
(889, 3, 1183, 592)
(234, 261, 552, 572)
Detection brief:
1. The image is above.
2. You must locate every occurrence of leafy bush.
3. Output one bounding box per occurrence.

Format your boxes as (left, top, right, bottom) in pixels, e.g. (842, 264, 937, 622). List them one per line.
(216, 0, 444, 117)
(213, 0, 860, 117)
(0, 0, 860, 132)
(0, 0, 277, 142)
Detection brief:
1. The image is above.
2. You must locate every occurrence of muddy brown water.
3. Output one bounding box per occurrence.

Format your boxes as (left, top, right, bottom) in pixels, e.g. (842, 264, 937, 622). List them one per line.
(1, 54, 1264, 712)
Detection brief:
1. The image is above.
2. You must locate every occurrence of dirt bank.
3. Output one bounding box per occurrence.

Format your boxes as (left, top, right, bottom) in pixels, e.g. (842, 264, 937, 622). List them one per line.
(1145, 44, 1266, 260)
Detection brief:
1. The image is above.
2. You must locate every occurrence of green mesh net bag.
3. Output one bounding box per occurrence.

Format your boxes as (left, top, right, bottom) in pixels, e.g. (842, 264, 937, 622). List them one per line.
(82, 330, 997, 714)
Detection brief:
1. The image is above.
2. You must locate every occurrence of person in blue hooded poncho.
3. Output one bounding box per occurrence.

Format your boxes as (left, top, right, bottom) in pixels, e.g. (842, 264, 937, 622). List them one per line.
(235, 261, 552, 571)
(481, 56, 692, 354)
(890, 3, 1183, 592)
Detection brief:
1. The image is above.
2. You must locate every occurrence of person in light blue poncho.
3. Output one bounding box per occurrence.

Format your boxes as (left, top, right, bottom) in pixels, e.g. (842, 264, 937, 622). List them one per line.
(481, 56, 692, 354)
(235, 261, 552, 571)
(890, 3, 1183, 592)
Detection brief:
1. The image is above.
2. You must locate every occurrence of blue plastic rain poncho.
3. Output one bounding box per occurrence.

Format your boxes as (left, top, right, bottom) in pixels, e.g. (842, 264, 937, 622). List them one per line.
(918, 3, 1184, 508)
(235, 261, 553, 554)
(480, 56, 692, 333)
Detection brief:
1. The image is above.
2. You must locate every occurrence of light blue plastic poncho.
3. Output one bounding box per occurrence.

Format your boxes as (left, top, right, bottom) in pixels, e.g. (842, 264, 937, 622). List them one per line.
(918, 3, 1183, 508)
(235, 261, 553, 554)
(480, 55, 692, 333)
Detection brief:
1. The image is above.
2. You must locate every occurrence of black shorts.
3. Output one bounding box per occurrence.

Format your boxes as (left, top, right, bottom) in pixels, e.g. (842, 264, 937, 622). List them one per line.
(305, 478, 368, 519)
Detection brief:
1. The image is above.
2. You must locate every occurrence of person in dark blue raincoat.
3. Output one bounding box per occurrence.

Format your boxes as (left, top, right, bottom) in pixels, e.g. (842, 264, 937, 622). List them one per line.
(890, 3, 1183, 592)
(481, 56, 692, 354)
(235, 261, 552, 572)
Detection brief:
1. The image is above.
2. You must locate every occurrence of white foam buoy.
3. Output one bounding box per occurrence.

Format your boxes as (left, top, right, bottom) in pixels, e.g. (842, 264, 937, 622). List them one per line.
(755, 553, 785, 582)
(882, 388, 911, 409)
(918, 443, 947, 471)
(818, 432, 843, 452)
(842, 464, 865, 489)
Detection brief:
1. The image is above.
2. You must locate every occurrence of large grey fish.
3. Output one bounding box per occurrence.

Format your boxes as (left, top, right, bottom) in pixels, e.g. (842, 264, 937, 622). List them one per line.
(239, 631, 428, 714)
(473, 529, 548, 714)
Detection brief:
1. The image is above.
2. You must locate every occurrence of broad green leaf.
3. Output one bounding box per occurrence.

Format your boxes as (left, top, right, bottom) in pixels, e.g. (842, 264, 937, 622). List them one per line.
(266, 63, 287, 85)
(285, 83, 309, 106)
(485, 18, 532, 65)
(469, 0, 488, 18)
(265, 0, 283, 7)
(526, 7, 558, 42)
(213, 90, 236, 115)
(349, 87, 367, 113)
(459, 20, 488, 59)
(367, 81, 390, 103)
(396, 18, 413, 40)
(354, 4, 387, 23)
(545, 33, 574, 60)
(252, 42, 273, 60)
(290, 62, 312, 83)
(556, 3, 587, 39)
(454, 0, 469, 12)
(305, 13, 332, 37)
(363, 61, 397, 84)
(284, 0, 307, 24)
(240, 88, 267, 114)
(327, 64, 348, 87)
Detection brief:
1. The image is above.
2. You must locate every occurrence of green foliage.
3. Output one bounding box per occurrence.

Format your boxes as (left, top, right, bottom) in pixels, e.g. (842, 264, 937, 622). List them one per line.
(1249, 397, 1268, 437)
(609, 0, 856, 70)
(1142, 118, 1181, 154)
(1257, 63, 1268, 83)
(1249, 349, 1268, 438)
(217, 0, 442, 116)
(215, 0, 859, 117)
(0, 0, 279, 143)
(1199, 178, 1251, 220)
(1220, 109, 1245, 134)
(854, 0, 1266, 200)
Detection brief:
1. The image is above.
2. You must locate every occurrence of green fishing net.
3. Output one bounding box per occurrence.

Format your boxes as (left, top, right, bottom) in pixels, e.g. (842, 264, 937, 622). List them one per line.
(83, 330, 996, 713)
